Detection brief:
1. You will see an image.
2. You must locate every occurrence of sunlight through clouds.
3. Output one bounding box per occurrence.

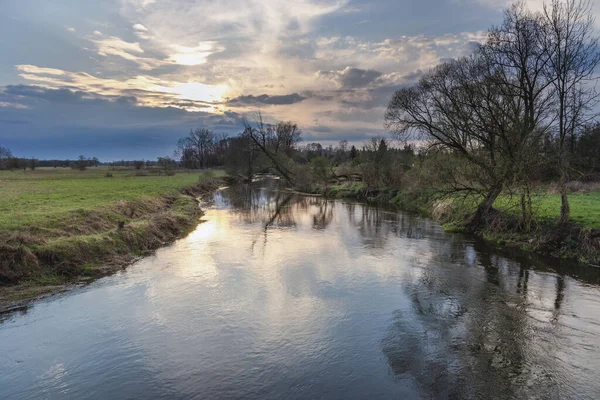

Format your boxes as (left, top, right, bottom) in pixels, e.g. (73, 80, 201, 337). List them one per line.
(168, 43, 221, 66)
(1, 0, 536, 156)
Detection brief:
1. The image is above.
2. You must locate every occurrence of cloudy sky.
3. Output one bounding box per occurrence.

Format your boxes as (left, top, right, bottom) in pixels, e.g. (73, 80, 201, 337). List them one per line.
(0, 0, 578, 159)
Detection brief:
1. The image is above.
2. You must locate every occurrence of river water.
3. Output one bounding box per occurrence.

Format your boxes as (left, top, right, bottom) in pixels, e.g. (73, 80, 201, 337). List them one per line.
(2, 180, 600, 399)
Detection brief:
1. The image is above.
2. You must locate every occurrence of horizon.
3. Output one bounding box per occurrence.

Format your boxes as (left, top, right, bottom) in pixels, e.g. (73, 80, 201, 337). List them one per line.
(2, 0, 598, 160)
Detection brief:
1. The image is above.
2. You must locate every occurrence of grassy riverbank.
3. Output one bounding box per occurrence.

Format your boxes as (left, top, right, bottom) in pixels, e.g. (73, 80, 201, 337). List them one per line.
(0, 167, 224, 309)
(323, 182, 600, 265)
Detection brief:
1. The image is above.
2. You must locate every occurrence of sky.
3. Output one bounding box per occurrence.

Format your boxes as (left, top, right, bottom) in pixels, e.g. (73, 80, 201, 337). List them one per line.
(0, 0, 589, 160)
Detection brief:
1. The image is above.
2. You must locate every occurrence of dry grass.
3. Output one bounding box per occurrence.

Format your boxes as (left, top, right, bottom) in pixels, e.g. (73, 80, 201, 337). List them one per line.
(0, 168, 224, 286)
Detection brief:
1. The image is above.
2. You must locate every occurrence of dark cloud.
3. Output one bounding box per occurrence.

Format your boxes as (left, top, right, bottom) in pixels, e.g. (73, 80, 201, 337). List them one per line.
(0, 85, 246, 160)
(334, 84, 407, 111)
(302, 90, 335, 101)
(402, 69, 424, 82)
(3, 85, 138, 107)
(318, 67, 383, 89)
(227, 93, 306, 106)
(311, 125, 333, 133)
(5, 85, 88, 103)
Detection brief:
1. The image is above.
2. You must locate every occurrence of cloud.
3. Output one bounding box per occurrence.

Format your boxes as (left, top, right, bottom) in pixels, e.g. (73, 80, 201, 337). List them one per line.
(13, 65, 230, 111)
(1, 0, 510, 158)
(0, 84, 247, 159)
(89, 33, 163, 70)
(168, 42, 221, 66)
(16, 65, 66, 76)
(318, 67, 383, 89)
(3, 85, 90, 103)
(227, 93, 306, 106)
(133, 23, 148, 31)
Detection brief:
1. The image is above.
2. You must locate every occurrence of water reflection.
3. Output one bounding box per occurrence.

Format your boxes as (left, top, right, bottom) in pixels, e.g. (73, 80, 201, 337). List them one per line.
(382, 235, 600, 399)
(1, 180, 600, 399)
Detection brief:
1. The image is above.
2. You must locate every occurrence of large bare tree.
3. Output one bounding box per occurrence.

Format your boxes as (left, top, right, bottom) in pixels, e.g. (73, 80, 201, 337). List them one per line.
(542, 0, 600, 224)
(385, 53, 530, 224)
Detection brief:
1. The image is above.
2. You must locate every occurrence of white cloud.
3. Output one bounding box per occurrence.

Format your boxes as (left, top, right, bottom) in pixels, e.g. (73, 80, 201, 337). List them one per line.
(16, 65, 66, 76)
(168, 42, 221, 66)
(8, 0, 497, 139)
(133, 23, 148, 31)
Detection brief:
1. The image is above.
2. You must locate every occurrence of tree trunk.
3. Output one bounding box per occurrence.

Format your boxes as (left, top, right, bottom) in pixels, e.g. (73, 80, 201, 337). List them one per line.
(558, 187, 570, 225)
(557, 163, 570, 225)
(520, 185, 534, 232)
(470, 185, 503, 229)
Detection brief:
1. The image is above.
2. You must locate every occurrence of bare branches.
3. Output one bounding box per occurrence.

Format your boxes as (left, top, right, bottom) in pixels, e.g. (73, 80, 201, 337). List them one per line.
(243, 113, 300, 186)
(384, 1, 584, 223)
(541, 0, 600, 223)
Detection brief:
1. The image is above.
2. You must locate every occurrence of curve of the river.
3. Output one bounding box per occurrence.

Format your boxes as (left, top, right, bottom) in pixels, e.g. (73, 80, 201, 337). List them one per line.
(2, 180, 600, 399)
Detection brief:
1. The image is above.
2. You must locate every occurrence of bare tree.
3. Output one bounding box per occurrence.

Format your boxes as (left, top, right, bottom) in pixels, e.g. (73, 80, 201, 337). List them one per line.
(542, 0, 600, 224)
(385, 2, 585, 228)
(243, 113, 300, 185)
(176, 128, 216, 169)
(225, 130, 259, 181)
(385, 55, 523, 222)
(272, 121, 302, 157)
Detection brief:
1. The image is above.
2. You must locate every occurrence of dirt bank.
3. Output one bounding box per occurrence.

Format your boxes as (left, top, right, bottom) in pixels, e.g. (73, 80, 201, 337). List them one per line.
(0, 179, 224, 312)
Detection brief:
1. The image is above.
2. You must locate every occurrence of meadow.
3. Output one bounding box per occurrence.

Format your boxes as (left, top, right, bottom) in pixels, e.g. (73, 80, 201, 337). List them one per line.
(0, 167, 224, 299)
(328, 181, 600, 229)
(0, 167, 224, 232)
(494, 190, 600, 229)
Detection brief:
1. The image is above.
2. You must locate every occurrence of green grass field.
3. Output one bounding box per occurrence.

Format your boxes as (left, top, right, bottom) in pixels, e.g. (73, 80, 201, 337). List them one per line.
(492, 191, 600, 229)
(330, 181, 600, 229)
(0, 167, 224, 232)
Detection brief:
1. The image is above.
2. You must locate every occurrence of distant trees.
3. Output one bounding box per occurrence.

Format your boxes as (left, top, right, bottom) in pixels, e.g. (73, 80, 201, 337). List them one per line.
(574, 123, 600, 175)
(157, 156, 176, 175)
(133, 160, 144, 170)
(175, 128, 228, 169)
(349, 145, 358, 161)
(0, 146, 12, 170)
(74, 155, 89, 171)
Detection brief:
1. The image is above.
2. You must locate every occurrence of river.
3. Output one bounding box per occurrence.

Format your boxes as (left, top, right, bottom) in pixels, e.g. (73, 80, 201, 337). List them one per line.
(2, 180, 600, 399)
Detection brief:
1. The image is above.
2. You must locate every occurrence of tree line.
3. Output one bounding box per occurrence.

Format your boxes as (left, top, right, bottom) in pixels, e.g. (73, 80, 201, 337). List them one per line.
(0, 148, 101, 171)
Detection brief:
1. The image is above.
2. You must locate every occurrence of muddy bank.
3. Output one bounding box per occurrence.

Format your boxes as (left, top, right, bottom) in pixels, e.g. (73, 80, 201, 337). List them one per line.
(0, 178, 224, 312)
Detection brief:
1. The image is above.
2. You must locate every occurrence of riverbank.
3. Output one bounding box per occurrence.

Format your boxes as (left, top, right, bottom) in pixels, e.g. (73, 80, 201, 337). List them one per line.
(321, 182, 600, 266)
(0, 168, 225, 311)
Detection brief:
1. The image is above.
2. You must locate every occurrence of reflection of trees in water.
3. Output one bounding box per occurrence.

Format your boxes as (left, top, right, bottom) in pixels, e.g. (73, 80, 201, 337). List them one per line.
(310, 198, 334, 230)
(222, 182, 444, 251)
(223, 185, 339, 232)
(224, 182, 297, 230)
(381, 239, 571, 399)
(344, 203, 439, 249)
